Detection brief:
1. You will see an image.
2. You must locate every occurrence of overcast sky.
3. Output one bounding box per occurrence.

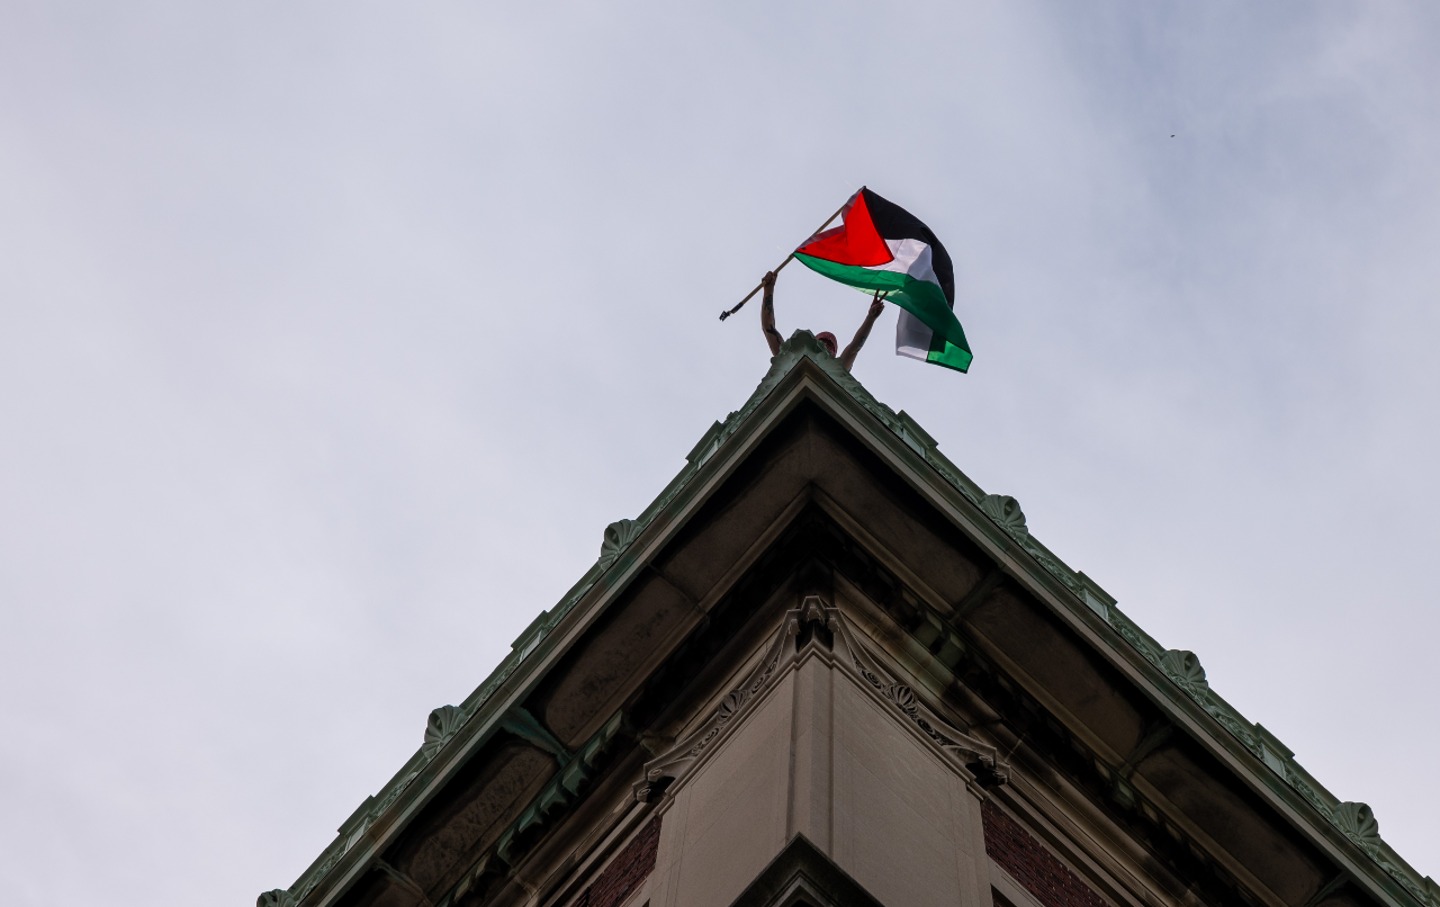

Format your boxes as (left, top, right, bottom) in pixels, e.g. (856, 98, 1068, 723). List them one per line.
(3, 3, 1438, 905)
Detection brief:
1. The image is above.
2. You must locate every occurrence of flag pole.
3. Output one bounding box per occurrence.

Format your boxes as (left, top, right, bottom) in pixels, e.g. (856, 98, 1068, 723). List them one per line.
(718, 197, 853, 321)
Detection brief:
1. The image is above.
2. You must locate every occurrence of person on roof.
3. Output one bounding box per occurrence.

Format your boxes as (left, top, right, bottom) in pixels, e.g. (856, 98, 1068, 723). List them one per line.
(759, 270, 884, 372)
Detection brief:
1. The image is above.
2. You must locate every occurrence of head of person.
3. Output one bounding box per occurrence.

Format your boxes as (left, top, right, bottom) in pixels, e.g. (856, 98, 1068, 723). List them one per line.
(816, 331, 838, 357)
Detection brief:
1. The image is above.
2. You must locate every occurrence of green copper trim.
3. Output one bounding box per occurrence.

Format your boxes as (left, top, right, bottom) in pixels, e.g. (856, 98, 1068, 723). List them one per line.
(440, 710, 628, 907)
(498, 706, 573, 766)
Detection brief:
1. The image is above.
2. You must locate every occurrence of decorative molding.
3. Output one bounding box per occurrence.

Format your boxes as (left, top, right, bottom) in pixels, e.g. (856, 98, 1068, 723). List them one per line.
(1207, 704, 1261, 754)
(633, 603, 795, 801)
(973, 492, 1089, 595)
(599, 518, 643, 567)
(367, 766, 420, 825)
(1024, 544, 1083, 592)
(1159, 649, 1209, 696)
(1334, 801, 1381, 846)
(636, 596, 1008, 802)
(423, 705, 466, 757)
(1104, 618, 1268, 757)
(1283, 766, 1330, 815)
(1388, 866, 1434, 906)
(256, 889, 297, 907)
(1326, 803, 1437, 905)
(980, 494, 1028, 538)
(844, 613, 1007, 787)
(1109, 610, 1165, 662)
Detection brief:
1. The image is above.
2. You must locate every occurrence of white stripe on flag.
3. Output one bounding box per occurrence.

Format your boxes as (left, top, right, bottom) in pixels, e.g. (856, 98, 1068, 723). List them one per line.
(872, 238, 941, 285)
(878, 238, 944, 362)
(895, 310, 935, 362)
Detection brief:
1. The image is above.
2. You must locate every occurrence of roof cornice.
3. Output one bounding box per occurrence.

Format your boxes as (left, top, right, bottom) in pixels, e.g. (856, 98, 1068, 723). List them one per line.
(261, 332, 1435, 907)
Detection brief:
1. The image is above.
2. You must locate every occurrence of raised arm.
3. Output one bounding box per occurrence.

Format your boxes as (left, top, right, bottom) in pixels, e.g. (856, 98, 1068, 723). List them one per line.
(759, 271, 781, 357)
(840, 294, 885, 371)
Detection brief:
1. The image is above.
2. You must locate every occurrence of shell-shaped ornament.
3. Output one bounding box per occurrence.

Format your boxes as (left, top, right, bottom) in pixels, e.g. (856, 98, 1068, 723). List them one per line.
(980, 494, 1028, 537)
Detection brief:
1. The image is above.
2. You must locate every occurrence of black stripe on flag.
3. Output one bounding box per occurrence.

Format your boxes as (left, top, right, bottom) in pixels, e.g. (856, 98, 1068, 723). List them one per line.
(860, 189, 955, 305)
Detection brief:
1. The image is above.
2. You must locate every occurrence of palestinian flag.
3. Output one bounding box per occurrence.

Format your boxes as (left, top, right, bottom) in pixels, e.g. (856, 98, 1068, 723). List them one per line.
(795, 188, 972, 372)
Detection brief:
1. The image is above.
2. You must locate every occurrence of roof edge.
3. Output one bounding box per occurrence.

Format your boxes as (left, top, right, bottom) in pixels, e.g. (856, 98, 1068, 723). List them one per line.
(260, 332, 1436, 907)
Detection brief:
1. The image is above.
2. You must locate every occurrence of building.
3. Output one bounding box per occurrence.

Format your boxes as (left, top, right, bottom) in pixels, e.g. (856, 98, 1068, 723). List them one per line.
(259, 333, 1436, 907)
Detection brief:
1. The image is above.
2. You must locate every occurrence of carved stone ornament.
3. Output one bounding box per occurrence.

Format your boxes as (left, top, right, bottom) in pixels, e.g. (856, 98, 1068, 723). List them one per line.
(599, 518, 643, 566)
(423, 704, 467, 757)
(634, 605, 795, 801)
(635, 597, 1008, 803)
(1283, 766, 1327, 813)
(1207, 706, 1261, 755)
(1024, 546, 1082, 592)
(847, 619, 1007, 787)
(257, 889, 297, 907)
(1159, 649, 1209, 695)
(1333, 801, 1382, 846)
(979, 494, 1028, 538)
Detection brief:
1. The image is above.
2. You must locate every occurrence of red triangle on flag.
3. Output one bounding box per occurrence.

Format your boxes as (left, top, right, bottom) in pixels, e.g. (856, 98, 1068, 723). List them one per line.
(796, 189, 894, 267)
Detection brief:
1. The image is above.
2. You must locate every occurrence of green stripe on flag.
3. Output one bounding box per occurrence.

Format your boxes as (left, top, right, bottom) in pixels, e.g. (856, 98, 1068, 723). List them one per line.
(925, 338, 973, 372)
(796, 253, 972, 366)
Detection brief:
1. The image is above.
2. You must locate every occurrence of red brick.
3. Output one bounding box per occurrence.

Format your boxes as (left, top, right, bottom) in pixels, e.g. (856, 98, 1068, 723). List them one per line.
(582, 815, 661, 907)
(982, 802, 1108, 907)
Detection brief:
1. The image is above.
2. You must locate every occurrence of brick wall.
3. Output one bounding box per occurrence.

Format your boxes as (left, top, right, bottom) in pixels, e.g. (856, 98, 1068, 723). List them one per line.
(575, 815, 661, 907)
(982, 801, 1108, 907)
